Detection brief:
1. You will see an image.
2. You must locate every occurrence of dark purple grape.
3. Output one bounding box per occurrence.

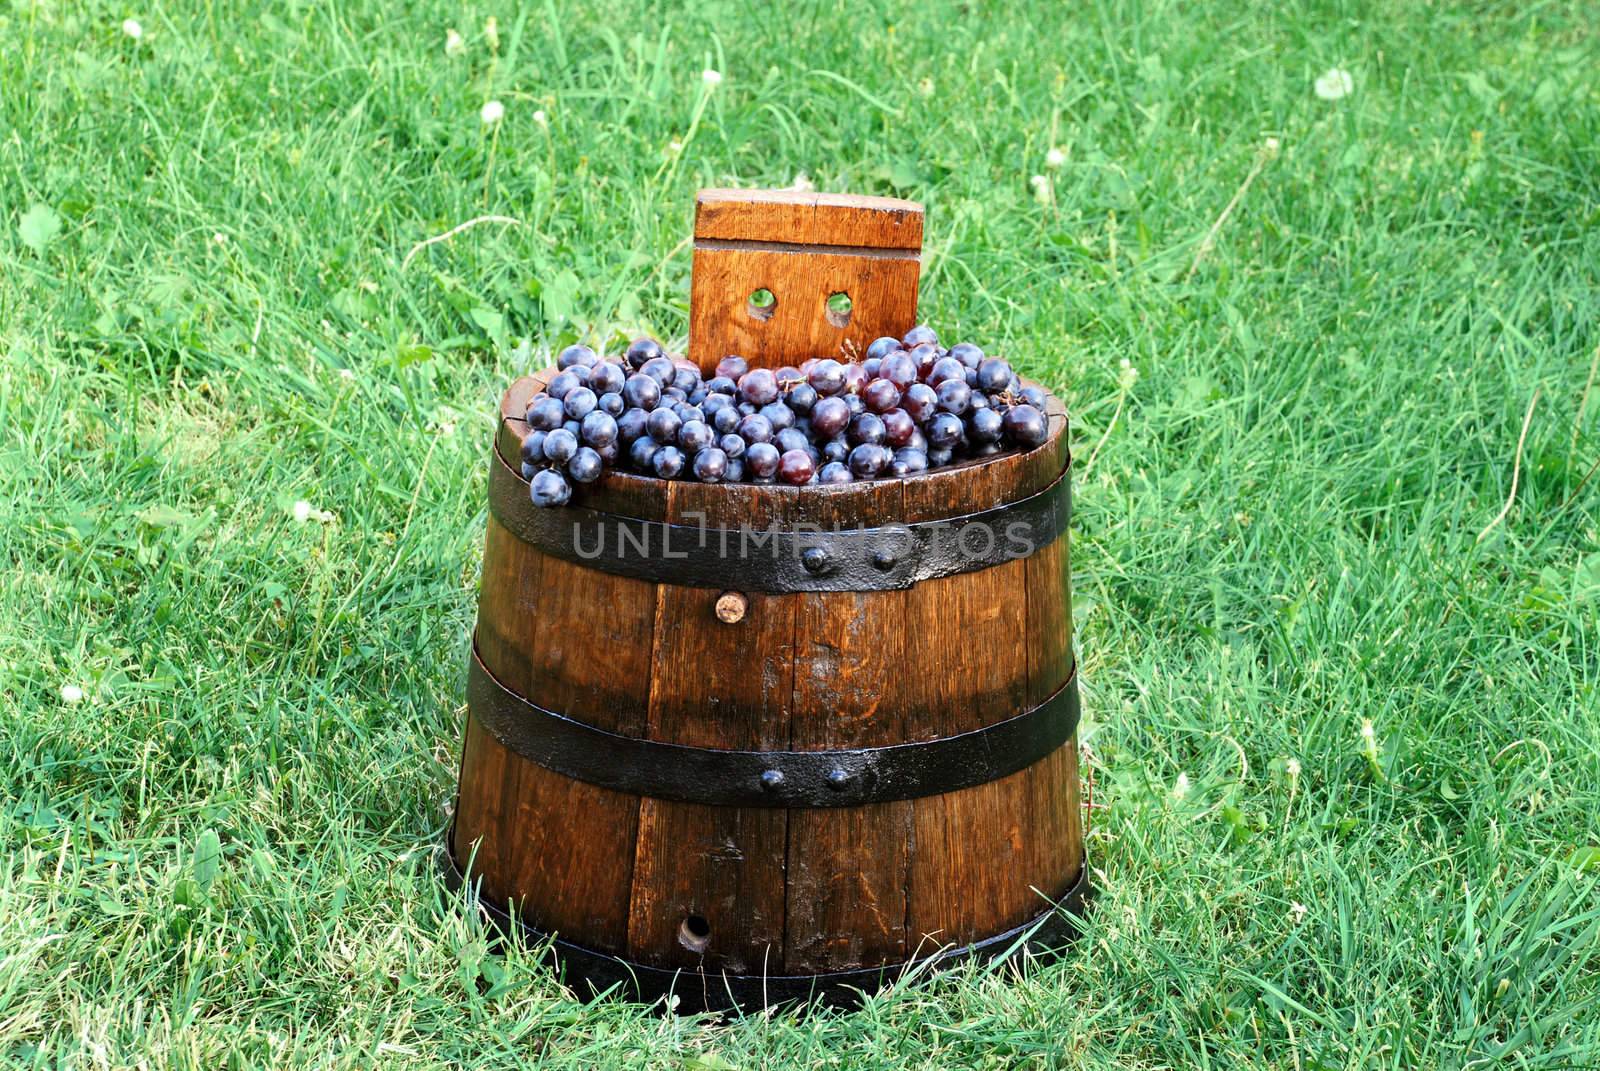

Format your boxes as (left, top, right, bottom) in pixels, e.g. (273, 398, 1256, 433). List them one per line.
(1021, 385, 1048, 410)
(581, 411, 618, 447)
(906, 427, 928, 453)
(927, 357, 965, 387)
(562, 419, 582, 437)
(647, 407, 682, 444)
(712, 404, 742, 434)
(719, 433, 746, 459)
(588, 361, 626, 395)
(776, 427, 810, 455)
(976, 358, 1013, 393)
(618, 407, 649, 442)
(557, 344, 597, 370)
(968, 406, 1004, 444)
(724, 458, 745, 483)
(863, 357, 881, 380)
(842, 363, 870, 395)
(625, 337, 664, 369)
(880, 352, 918, 390)
(598, 392, 625, 417)
(949, 342, 984, 369)
(822, 437, 850, 464)
(863, 378, 901, 413)
(865, 336, 901, 362)
(706, 375, 738, 396)
(927, 446, 954, 467)
(640, 356, 676, 388)
(546, 370, 581, 400)
(844, 393, 866, 416)
(971, 441, 1003, 458)
(787, 382, 818, 414)
(890, 447, 929, 475)
(628, 436, 660, 470)
(688, 388, 708, 406)
(926, 412, 963, 449)
(810, 396, 850, 438)
(563, 386, 598, 420)
(693, 447, 729, 483)
(808, 359, 846, 396)
(543, 427, 578, 464)
(847, 412, 886, 446)
(662, 386, 687, 402)
(745, 441, 780, 479)
(674, 404, 705, 425)
(776, 365, 803, 385)
(970, 392, 991, 410)
(678, 419, 714, 453)
(902, 382, 938, 422)
(778, 449, 815, 485)
(716, 355, 749, 380)
(596, 440, 619, 464)
(848, 443, 890, 478)
(739, 368, 779, 405)
(760, 401, 796, 432)
(671, 362, 700, 393)
(902, 324, 939, 348)
(909, 343, 940, 377)
(1001, 403, 1048, 448)
(520, 430, 548, 464)
(882, 408, 915, 447)
(935, 379, 971, 415)
(521, 460, 539, 479)
(529, 468, 572, 507)
(737, 413, 774, 444)
(568, 447, 603, 484)
(818, 461, 854, 484)
(653, 445, 686, 479)
(703, 393, 734, 415)
(623, 373, 660, 410)
(526, 395, 565, 430)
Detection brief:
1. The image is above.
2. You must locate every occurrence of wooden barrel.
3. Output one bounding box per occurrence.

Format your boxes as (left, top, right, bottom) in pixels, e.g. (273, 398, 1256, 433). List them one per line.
(446, 371, 1084, 1012)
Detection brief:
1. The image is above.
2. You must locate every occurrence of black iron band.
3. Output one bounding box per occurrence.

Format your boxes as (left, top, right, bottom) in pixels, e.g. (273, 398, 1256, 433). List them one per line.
(469, 644, 1079, 809)
(488, 447, 1071, 593)
(438, 831, 1090, 1014)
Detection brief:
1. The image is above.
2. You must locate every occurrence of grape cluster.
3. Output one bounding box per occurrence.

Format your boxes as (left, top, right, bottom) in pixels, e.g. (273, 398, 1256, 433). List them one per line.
(519, 326, 1053, 507)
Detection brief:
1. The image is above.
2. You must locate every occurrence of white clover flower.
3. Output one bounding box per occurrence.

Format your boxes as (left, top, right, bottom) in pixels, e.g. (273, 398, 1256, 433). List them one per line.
(61, 683, 85, 704)
(484, 16, 499, 52)
(667, 139, 683, 155)
(444, 28, 465, 56)
(1117, 357, 1140, 390)
(213, 232, 227, 245)
(1360, 719, 1376, 743)
(338, 368, 354, 381)
(121, 18, 143, 39)
(701, 68, 723, 88)
(1314, 67, 1354, 101)
(1172, 772, 1191, 799)
(1045, 147, 1066, 169)
(532, 109, 548, 128)
(917, 77, 935, 98)
(480, 99, 505, 126)
(293, 499, 314, 523)
(1286, 756, 1301, 779)
(1029, 174, 1052, 204)
(790, 172, 815, 192)
(1290, 901, 1308, 922)
(1264, 136, 1282, 157)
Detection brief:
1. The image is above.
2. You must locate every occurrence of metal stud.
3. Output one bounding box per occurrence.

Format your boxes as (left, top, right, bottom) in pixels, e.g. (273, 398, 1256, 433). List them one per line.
(801, 547, 831, 574)
(826, 768, 851, 790)
(759, 769, 785, 791)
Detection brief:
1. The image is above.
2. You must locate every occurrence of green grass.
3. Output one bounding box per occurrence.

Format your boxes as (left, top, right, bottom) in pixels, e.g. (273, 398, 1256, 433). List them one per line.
(4, 0, 1599, 1066)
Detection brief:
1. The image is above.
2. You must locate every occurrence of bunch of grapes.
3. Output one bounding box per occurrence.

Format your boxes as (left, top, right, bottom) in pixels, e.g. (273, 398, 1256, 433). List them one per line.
(519, 325, 1053, 507)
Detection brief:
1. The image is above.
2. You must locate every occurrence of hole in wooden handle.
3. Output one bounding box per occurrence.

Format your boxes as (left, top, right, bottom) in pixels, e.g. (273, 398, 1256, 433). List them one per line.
(825, 291, 853, 329)
(746, 288, 776, 322)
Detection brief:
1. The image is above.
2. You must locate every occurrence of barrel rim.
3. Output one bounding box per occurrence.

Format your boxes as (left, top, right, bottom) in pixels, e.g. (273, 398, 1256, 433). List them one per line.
(497, 371, 1070, 528)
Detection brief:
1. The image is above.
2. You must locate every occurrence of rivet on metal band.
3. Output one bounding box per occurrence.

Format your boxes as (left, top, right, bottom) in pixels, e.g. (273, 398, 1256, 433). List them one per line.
(466, 643, 1080, 809)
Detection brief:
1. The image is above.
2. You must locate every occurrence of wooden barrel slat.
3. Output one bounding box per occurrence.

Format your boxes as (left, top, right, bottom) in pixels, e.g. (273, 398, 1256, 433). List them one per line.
(458, 374, 1083, 1003)
(627, 481, 797, 974)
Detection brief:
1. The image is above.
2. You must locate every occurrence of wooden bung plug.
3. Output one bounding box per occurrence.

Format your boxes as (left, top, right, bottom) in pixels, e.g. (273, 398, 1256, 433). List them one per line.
(714, 591, 748, 624)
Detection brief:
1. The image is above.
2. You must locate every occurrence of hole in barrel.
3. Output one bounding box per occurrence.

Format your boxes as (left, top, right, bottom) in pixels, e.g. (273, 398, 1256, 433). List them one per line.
(678, 914, 712, 954)
(746, 288, 776, 322)
(825, 291, 853, 328)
